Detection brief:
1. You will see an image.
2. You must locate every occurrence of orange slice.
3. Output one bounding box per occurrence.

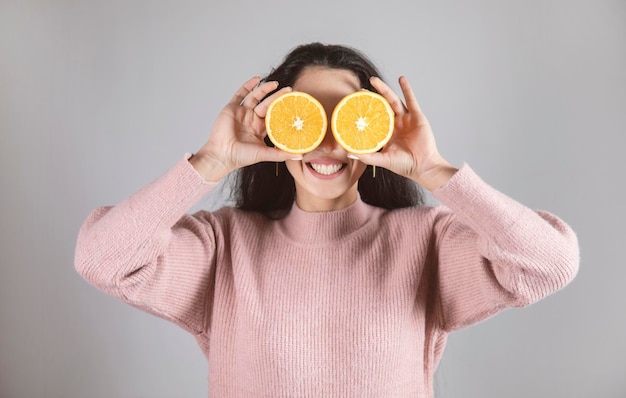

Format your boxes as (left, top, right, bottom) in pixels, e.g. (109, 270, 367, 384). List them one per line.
(331, 90, 394, 154)
(265, 92, 327, 154)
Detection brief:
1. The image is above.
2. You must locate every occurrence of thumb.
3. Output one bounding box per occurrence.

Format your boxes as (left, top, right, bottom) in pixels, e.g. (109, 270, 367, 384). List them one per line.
(256, 147, 303, 163)
(348, 152, 389, 169)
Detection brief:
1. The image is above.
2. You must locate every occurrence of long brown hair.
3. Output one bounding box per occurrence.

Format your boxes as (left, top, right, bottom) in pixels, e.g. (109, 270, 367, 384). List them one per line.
(231, 43, 424, 217)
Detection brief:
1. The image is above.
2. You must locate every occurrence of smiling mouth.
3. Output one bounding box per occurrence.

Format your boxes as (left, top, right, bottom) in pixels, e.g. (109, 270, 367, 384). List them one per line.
(307, 162, 346, 175)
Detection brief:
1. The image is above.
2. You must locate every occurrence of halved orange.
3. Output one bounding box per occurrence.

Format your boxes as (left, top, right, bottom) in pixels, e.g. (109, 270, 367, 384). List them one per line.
(265, 92, 327, 154)
(331, 90, 394, 154)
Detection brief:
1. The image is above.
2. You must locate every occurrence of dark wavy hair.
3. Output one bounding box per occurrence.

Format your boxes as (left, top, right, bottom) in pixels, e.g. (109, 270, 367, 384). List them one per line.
(231, 43, 424, 217)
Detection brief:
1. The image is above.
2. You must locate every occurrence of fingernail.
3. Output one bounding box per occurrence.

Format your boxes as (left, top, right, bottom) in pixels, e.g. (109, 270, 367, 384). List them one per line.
(347, 154, 360, 160)
(290, 157, 303, 161)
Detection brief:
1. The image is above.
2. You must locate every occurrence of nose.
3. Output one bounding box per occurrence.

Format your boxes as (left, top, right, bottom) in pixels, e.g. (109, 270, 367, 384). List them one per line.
(316, 105, 341, 153)
(316, 126, 340, 152)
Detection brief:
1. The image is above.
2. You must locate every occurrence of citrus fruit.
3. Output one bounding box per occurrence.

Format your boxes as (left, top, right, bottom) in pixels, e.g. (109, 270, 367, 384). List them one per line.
(331, 90, 394, 154)
(265, 91, 327, 154)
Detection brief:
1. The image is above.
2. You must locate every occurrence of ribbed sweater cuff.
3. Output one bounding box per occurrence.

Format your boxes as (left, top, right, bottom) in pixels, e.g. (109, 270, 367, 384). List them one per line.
(128, 154, 218, 230)
(432, 163, 526, 237)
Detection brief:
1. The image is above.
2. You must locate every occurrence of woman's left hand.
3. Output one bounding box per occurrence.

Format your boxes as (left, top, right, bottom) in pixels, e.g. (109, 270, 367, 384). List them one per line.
(355, 76, 458, 191)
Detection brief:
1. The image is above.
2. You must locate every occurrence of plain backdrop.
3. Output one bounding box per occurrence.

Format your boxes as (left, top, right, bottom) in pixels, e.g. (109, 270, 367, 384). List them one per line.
(1, 0, 625, 397)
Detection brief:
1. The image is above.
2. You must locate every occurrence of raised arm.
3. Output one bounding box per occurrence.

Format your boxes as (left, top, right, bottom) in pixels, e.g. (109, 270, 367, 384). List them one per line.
(359, 75, 579, 331)
(74, 157, 218, 333)
(75, 78, 298, 333)
(431, 165, 579, 331)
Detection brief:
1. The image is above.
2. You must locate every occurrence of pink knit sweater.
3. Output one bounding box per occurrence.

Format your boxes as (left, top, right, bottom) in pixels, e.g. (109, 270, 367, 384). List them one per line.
(75, 156, 579, 397)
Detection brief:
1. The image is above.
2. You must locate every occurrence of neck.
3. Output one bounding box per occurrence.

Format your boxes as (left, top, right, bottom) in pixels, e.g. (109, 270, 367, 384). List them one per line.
(295, 193, 358, 212)
(279, 195, 375, 244)
(293, 184, 360, 212)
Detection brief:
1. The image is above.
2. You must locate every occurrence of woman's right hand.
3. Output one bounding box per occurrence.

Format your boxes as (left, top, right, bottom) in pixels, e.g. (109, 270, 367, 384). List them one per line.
(189, 77, 299, 182)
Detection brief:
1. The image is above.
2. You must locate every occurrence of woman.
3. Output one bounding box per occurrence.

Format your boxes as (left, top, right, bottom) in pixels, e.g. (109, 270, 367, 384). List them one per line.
(75, 43, 579, 397)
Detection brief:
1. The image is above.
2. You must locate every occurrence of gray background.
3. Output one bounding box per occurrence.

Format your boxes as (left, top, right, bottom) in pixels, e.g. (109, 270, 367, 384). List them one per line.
(1, 0, 624, 397)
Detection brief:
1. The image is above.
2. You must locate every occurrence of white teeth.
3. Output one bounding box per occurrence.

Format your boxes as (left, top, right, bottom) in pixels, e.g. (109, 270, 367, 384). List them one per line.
(310, 163, 344, 175)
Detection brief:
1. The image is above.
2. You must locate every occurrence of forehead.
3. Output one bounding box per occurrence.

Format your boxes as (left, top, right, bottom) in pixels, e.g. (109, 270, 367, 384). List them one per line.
(292, 67, 361, 106)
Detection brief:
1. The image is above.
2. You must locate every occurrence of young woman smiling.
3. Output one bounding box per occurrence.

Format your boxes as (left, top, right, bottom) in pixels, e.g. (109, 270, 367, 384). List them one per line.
(75, 43, 579, 397)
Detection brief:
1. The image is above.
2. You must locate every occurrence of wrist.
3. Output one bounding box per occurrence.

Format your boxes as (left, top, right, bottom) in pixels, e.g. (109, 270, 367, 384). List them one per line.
(413, 161, 458, 192)
(188, 151, 231, 182)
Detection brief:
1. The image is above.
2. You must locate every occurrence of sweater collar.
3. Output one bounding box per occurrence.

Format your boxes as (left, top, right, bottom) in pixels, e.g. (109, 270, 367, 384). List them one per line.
(279, 196, 374, 244)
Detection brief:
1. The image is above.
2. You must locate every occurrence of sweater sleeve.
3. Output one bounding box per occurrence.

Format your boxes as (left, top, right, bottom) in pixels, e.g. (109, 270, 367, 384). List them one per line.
(431, 164, 580, 332)
(74, 155, 219, 334)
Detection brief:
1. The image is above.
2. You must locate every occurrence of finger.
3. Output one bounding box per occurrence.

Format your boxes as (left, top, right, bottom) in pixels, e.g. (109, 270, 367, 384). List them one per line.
(253, 86, 293, 118)
(241, 80, 280, 108)
(346, 151, 390, 170)
(398, 76, 423, 115)
(256, 147, 303, 163)
(370, 76, 407, 115)
(231, 76, 262, 105)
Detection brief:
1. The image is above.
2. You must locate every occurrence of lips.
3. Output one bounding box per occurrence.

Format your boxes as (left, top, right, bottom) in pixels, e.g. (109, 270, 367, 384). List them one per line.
(308, 163, 345, 175)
